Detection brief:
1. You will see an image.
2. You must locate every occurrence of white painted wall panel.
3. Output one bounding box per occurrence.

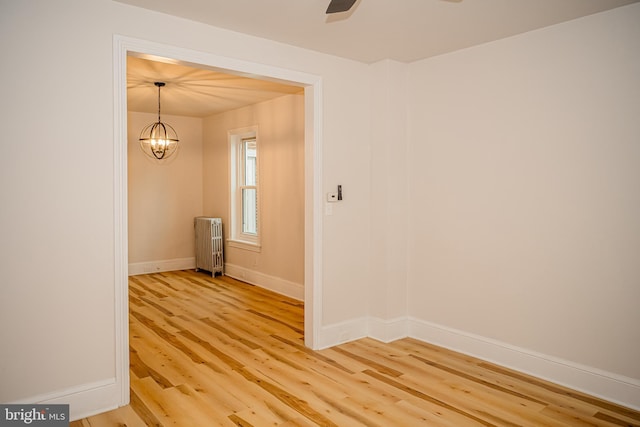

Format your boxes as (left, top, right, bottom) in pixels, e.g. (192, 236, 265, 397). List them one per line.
(407, 4, 640, 381)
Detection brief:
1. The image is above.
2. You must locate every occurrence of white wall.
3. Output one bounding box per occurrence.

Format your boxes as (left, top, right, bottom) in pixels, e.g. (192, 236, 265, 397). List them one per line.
(0, 0, 371, 418)
(0, 0, 118, 411)
(127, 112, 203, 273)
(368, 59, 410, 339)
(406, 3, 640, 406)
(3, 0, 638, 418)
(202, 94, 305, 297)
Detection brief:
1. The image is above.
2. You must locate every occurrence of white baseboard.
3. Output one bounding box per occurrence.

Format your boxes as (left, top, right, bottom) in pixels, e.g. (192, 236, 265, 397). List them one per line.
(408, 316, 640, 411)
(315, 315, 639, 410)
(15, 316, 635, 422)
(316, 316, 369, 350)
(224, 263, 304, 301)
(10, 378, 124, 421)
(128, 257, 195, 276)
(368, 316, 409, 343)
(317, 316, 408, 349)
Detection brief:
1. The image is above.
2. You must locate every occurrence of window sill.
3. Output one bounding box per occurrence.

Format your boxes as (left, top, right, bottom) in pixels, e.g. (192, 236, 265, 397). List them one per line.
(227, 239, 262, 253)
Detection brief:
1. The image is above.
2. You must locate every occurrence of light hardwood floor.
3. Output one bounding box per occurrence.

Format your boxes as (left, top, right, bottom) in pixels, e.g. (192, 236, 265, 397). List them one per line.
(72, 270, 639, 426)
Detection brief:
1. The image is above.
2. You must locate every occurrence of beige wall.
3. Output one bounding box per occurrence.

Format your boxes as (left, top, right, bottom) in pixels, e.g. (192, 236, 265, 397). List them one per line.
(127, 94, 304, 286)
(127, 111, 203, 267)
(203, 94, 305, 287)
(406, 4, 640, 382)
(128, 94, 304, 291)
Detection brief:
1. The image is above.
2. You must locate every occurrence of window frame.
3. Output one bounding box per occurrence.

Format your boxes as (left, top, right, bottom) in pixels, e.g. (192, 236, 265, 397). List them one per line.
(228, 127, 261, 252)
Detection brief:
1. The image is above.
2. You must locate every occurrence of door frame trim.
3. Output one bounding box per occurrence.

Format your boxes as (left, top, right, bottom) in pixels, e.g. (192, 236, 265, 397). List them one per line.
(113, 34, 323, 405)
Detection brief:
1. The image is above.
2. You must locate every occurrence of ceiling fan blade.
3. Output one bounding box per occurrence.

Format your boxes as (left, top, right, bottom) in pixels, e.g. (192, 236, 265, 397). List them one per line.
(326, 0, 357, 14)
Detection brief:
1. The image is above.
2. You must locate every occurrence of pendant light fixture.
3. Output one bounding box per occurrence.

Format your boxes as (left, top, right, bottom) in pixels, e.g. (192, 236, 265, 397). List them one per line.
(139, 82, 179, 160)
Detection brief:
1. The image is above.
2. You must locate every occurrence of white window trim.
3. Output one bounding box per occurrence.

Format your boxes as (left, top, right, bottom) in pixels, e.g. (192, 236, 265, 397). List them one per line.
(227, 239, 262, 252)
(228, 126, 261, 252)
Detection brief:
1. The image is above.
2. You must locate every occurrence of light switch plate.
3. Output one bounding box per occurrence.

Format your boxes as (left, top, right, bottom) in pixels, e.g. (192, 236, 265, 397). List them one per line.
(325, 203, 333, 215)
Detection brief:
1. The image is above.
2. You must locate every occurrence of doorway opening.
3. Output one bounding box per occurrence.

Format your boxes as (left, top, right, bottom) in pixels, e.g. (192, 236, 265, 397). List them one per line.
(114, 34, 322, 406)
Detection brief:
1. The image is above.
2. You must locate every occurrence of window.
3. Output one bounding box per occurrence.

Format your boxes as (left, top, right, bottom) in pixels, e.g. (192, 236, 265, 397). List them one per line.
(240, 138, 257, 235)
(229, 128, 260, 251)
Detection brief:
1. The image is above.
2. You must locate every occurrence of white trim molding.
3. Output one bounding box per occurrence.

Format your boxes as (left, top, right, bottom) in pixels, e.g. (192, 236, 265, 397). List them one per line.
(227, 239, 262, 253)
(315, 315, 639, 410)
(317, 317, 369, 350)
(368, 316, 409, 343)
(112, 33, 131, 417)
(128, 257, 196, 276)
(408, 317, 640, 411)
(11, 379, 120, 422)
(224, 263, 303, 301)
(113, 38, 324, 416)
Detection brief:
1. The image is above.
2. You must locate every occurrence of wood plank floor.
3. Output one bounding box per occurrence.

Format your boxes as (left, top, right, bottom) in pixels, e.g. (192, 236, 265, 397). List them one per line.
(72, 270, 640, 426)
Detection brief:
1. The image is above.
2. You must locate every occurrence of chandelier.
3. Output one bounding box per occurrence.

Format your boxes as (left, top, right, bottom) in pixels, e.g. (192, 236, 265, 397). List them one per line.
(139, 82, 179, 160)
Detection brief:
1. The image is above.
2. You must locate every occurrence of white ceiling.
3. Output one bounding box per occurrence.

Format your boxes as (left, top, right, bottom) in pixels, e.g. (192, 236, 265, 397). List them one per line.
(117, 0, 638, 64)
(124, 0, 639, 117)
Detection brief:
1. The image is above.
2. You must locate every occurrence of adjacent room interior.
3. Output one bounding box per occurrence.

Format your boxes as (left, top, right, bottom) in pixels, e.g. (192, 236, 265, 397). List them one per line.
(126, 55, 306, 301)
